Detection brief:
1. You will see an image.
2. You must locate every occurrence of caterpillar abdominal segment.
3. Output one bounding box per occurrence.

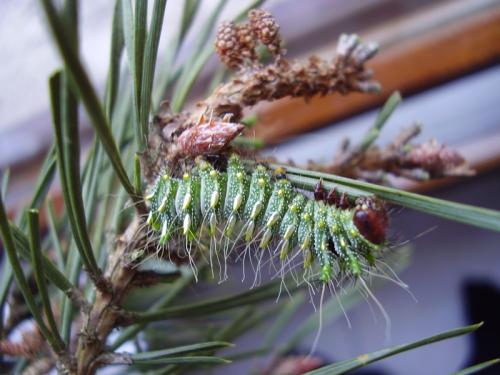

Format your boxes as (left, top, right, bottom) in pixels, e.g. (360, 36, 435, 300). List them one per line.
(145, 154, 389, 283)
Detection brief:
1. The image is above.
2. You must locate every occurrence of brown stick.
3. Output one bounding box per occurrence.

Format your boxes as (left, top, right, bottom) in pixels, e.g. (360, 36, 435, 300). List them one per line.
(74, 219, 142, 375)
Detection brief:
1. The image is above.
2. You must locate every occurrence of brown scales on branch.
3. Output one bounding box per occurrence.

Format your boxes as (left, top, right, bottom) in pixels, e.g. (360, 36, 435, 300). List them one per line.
(147, 9, 381, 176)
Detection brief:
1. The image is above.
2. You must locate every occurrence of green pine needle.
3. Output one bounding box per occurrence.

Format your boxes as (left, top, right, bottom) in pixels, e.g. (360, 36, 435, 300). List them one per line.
(28, 209, 66, 351)
(274, 163, 500, 232)
(306, 323, 483, 375)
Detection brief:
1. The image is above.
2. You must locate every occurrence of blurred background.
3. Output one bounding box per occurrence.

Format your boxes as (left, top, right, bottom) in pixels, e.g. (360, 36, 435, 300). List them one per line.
(1, 0, 500, 374)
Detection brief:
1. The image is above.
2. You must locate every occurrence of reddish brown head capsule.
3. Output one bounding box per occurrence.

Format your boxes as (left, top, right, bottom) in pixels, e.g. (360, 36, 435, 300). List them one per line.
(314, 180, 326, 202)
(177, 119, 244, 157)
(353, 200, 388, 244)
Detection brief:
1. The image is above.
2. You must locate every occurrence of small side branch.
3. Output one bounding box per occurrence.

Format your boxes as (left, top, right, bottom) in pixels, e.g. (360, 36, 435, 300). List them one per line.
(94, 352, 133, 366)
(307, 124, 474, 182)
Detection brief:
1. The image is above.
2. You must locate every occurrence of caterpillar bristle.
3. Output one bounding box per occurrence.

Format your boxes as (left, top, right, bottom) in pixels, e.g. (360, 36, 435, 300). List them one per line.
(144, 154, 391, 287)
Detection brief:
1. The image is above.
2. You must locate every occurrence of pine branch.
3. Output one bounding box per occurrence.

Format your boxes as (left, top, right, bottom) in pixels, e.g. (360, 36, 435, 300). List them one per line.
(3, 4, 496, 375)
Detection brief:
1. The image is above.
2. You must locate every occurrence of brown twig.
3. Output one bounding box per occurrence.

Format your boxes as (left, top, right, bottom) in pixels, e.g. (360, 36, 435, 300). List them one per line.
(307, 124, 474, 182)
(73, 218, 143, 374)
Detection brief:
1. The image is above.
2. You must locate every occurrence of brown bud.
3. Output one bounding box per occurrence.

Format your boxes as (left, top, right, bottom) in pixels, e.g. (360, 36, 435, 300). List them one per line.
(403, 139, 472, 177)
(177, 120, 245, 157)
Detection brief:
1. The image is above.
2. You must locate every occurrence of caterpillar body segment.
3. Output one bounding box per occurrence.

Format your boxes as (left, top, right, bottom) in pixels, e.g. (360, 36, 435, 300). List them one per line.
(198, 160, 222, 215)
(223, 155, 249, 236)
(243, 165, 272, 242)
(278, 194, 306, 260)
(259, 179, 293, 248)
(146, 154, 388, 282)
(296, 200, 316, 270)
(297, 200, 315, 254)
(313, 202, 334, 283)
(327, 208, 362, 276)
(147, 175, 180, 244)
(198, 159, 227, 236)
(175, 173, 201, 241)
(146, 174, 168, 231)
(339, 209, 376, 269)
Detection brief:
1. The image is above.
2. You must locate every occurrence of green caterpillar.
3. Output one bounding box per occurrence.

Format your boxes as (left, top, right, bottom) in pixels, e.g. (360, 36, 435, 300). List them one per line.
(145, 154, 388, 283)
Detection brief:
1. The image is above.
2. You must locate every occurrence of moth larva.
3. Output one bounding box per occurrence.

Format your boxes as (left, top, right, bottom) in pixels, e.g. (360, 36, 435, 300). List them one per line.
(145, 154, 388, 284)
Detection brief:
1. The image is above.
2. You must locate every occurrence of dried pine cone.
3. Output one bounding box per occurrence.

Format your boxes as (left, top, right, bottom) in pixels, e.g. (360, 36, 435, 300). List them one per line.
(215, 9, 284, 70)
(237, 23, 258, 62)
(215, 21, 243, 69)
(248, 9, 282, 57)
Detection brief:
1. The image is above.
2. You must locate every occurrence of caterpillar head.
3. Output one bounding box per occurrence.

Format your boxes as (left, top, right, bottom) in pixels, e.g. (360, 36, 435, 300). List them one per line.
(353, 198, 388, 245)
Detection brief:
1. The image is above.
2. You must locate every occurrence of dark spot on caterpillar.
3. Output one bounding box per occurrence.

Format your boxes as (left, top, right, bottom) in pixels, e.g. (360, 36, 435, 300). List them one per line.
(314, 180, 326, 201)
(318, 185, 353, 209)
(327, 239, 337, 254)
(273, 166, 287, 180)
(326, 188, 338, 206)
(322, 187, 354, 210)
(353, 200, 388, 244)
(205, 154, 229, 172)
(338, 193, 352, 209)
